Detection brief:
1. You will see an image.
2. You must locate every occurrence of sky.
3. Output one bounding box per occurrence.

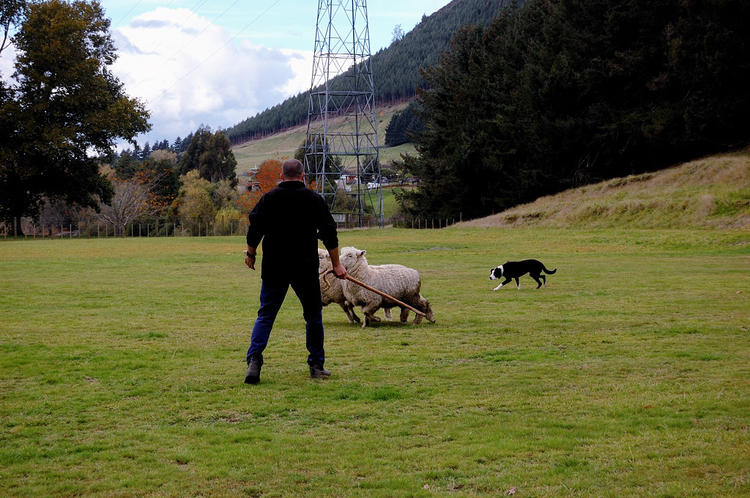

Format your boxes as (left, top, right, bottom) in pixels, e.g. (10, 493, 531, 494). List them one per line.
(0, 0, 449, 148)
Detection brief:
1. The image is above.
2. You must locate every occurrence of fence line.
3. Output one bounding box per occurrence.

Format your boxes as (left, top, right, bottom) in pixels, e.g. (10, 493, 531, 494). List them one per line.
(391, 212, 463, 230)
(1, 213, 465, 239)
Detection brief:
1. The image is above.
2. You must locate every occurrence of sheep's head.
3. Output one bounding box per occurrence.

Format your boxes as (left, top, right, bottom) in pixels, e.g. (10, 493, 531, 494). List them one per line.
(318, 248, 331, 269)
(340, 247, 367, 272)
(423, 299, 436, 323)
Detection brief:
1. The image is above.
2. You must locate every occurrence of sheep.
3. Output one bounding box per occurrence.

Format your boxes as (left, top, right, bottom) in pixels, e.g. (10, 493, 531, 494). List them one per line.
(318, 247, 360, 323)
(319, 247, 395, 323)
(339, 248, 435, 328)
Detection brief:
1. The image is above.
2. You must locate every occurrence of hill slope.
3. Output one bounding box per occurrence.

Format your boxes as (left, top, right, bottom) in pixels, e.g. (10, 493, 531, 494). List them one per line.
(457, 151, 750, 229)
(225, 0, 516, 143)
(231, 101, 414, 174)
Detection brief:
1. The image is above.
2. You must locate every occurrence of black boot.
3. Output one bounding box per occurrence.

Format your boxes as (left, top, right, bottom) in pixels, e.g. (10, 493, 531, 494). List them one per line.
(309, 363, 331, 379)
(245, 356, 263, 384)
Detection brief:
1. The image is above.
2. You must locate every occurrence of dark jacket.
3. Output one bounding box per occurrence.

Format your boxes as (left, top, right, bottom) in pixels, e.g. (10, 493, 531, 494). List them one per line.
(246, 181, 338, 282)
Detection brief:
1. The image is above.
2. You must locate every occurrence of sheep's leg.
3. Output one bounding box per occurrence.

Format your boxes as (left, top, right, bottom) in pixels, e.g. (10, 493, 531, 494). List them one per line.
(384, 308, 393, 321)
(338, 302, 353, 322)
(339, 302, 360, 323)
(399, 307, 409, 323)
(348, 302, 361, 323)
(363, 312, 379, 328)
(361, 303, 380, 328)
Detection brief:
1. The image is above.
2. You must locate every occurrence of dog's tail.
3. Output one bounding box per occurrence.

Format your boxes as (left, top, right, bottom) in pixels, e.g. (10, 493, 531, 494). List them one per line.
(542, 265, 557, 274)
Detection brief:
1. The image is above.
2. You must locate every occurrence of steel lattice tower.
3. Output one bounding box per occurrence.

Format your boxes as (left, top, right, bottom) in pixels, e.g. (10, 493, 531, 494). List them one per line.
(304, 0, 382, 227)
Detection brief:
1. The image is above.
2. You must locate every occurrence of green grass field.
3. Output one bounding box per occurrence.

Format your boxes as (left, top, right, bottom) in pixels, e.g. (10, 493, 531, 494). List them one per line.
(1, 228, 748, 496)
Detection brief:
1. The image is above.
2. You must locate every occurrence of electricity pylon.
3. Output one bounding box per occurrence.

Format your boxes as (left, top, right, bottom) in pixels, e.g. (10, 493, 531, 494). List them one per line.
(304, 0, 382, 227)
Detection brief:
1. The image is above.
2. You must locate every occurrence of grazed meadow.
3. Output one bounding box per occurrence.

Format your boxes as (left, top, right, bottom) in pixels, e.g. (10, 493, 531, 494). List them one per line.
(1, 228, 748, 496)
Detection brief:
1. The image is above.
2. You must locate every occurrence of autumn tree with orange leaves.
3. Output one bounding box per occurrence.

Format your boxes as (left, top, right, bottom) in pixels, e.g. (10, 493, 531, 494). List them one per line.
(254, 159, 283, 195)
(236, 158, 282, 212)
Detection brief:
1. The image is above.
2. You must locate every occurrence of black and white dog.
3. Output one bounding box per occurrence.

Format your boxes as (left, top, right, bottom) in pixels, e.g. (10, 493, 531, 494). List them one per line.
(489, 259, 557, 290)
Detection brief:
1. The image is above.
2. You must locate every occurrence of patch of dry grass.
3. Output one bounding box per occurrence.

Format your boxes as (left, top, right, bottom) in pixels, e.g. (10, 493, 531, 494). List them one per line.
(460, 150, 750, 229)
(231, 101, 415, 173)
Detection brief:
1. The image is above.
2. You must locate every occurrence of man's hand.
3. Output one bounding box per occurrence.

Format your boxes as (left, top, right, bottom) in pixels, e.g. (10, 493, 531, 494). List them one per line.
(332, 262, 347, 279)
(327, 247, 347, 279)
(244, 249, 256, 270)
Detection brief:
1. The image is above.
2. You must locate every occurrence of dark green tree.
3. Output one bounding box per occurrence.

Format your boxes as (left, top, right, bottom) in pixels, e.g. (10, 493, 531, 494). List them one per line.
(113, 151, 140, 179)
(398, 0, 750, 219)
(384, 101, 425, 147)
(0, 0, 150, 234)
(178, 128, 237, 185)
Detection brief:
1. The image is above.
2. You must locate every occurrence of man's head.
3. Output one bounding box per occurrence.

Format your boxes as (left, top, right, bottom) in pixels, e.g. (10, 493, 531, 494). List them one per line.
(282, 159, 305, 180)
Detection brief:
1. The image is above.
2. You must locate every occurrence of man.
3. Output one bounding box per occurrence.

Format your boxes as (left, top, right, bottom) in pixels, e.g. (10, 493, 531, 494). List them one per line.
(243, 158, 347, 384)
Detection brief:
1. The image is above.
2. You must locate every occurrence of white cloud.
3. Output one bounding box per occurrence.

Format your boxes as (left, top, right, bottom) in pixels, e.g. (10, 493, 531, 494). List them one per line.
(0, 43, 17, 81)
(111, 7, 312, 145)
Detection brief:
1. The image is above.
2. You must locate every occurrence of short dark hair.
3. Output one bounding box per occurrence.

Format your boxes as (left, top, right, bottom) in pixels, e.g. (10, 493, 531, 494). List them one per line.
(282, 159, 304, 179)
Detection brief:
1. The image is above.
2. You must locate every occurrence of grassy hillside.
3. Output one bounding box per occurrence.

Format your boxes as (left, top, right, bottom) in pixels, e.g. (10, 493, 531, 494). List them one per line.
(231, 101, 415, 174)
(1, 229, 748, 495)
(459, 150, 750, 229)
(225, 0, 514, 143)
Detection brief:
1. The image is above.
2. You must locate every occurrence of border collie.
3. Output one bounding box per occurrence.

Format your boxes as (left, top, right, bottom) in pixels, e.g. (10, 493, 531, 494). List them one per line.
(489, 259, 557, 290)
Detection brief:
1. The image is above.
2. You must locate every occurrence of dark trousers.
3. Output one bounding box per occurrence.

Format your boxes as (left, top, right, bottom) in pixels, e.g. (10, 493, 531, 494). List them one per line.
(246, 275, 325, 366)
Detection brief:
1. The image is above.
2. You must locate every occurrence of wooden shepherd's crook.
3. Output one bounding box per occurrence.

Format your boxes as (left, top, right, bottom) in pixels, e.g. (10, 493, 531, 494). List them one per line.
(322, 270, 427, 318)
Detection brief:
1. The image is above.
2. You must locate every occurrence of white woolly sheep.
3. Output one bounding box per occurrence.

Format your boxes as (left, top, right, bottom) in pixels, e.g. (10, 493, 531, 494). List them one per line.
(318, 247, 359, 323)
(339, 248, 435, 328)
(319, 248, 394, 323)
